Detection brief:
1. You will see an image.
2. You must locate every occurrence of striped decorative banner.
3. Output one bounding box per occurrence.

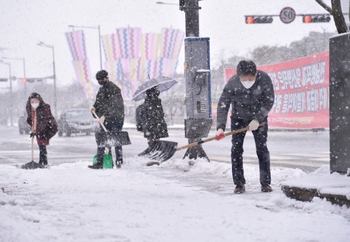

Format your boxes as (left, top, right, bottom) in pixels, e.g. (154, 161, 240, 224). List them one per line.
(72, 60, 94, 100)
(141, 33, 161, 60)
(101, 34, 120, 61)
(159, 28, 184, 58)
(116, 28, 142, 58)
(65, 30, 94, 100)
(101, 27, 184, 99)
(172, 30, 185, 59)
(158, 58, 179, 77)
(65, 30, 88, 60)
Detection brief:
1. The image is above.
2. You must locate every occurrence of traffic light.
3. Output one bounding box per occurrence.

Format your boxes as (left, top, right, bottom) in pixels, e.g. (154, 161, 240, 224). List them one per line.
(302, 14, 331, 23)
(22, 78, 27, 83)
(245, 16, 273, 24)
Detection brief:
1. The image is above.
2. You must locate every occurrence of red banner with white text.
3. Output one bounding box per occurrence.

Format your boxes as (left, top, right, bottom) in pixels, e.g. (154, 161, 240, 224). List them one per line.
(224, 51, 329, 129)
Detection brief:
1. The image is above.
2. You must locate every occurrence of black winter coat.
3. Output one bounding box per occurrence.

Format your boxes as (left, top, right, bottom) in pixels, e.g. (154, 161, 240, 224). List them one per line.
(93, 81, 124, 122)
(138, 96, 168, 140)
(217, 70, 275, 131)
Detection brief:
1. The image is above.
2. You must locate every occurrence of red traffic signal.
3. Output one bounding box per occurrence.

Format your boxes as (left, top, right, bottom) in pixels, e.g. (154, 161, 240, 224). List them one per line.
(22, 78, 27, 83)
(245, 16, 273, 24)
(302, 14, 331, 23)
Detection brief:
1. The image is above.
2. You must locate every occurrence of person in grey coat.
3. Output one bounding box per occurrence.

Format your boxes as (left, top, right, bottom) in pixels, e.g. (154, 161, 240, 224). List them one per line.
(216, 60, 275, 194)
(89, 70, 125, 169)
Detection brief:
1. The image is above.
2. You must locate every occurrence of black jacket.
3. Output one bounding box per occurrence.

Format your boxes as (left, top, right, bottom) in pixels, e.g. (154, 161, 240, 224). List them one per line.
(93, 81, 124, 121)
(217, 70, 274, 131)
(139, 96, 168, 140)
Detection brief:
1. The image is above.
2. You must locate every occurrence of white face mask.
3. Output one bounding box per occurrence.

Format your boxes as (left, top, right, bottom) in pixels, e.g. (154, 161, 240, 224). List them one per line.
(31, 103, 39, 109)
(241, 80, 255, 89)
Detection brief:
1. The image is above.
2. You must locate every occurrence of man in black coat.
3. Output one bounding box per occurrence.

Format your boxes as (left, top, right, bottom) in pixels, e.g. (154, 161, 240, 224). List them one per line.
(216, 60, 275, 194)
(89, 70, 125, 169)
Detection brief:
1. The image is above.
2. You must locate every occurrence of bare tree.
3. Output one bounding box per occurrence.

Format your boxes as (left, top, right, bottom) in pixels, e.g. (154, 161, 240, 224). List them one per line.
(316, 0, 347, 33)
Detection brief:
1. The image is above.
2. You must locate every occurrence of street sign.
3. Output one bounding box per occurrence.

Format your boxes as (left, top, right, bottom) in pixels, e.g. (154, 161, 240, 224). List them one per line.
(280, 7, 296, 24)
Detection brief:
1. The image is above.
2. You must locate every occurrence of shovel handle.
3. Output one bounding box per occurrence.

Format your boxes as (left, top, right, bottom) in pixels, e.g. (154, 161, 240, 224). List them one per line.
(176, 122, 266, 151)
(31, 136, 34, 161)
(92, 110, 108, 133)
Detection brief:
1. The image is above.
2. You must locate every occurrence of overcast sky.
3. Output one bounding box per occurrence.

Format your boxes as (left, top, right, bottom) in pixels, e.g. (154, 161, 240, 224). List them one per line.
(0, 0, 343, 86)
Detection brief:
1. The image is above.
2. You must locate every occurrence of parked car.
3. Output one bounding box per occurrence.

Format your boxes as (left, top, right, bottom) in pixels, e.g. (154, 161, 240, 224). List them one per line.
(57, 109, 98, 137)
(18, 112, 31, 134)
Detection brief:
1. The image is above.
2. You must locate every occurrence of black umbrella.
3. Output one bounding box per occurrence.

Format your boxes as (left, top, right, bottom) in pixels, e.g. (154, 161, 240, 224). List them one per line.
(132, 76, 177, 101)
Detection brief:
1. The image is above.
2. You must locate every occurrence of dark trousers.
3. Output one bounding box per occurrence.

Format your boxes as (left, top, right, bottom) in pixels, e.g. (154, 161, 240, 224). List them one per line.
(39, 145, 47, 165)
(96, 119, 124, 165)
(230, 119, 271, 186)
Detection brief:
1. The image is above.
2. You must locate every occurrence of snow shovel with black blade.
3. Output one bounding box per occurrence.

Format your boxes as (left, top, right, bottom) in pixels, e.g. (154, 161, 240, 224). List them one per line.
(21, 136, 44, 169)
(92, 111, 131, 168)
(92, 111, 131, 147)
(142, 123, 265, 165)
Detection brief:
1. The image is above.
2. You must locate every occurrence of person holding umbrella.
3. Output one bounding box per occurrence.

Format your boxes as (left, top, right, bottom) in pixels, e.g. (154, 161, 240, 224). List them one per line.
(135, 85, 168, 146)
(89, 70, 125, 169)
(25, 92, 57, 167)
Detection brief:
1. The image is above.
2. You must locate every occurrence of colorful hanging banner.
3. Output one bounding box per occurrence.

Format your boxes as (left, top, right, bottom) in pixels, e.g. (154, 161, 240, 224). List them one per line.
(65, 30, 94, 100)
(101, 27, 184, 99)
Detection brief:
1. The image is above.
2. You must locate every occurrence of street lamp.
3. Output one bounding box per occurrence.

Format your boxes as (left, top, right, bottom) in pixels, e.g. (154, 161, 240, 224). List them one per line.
(37, 41, 57, 118)
(0, 60, 13, 126)
(3, 57, 26, 98)
(68, 24, 102, 69)
(156, 1, 177, 5)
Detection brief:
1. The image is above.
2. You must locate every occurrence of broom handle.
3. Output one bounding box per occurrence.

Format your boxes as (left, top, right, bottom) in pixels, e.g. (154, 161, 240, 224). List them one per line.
(92, 110, 108, 133)
(176, 122, 266, 151)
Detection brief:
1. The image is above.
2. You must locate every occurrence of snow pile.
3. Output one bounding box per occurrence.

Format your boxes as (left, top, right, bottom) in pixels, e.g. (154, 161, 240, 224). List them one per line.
(0, 159, 349, 242)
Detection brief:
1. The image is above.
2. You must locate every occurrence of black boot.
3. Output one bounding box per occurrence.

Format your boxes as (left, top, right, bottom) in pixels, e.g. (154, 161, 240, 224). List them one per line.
(115, 146, 123, 168)
(39, 145, 48, 166)
(89, 147, 104, 169)
(88, 163, 103, 169)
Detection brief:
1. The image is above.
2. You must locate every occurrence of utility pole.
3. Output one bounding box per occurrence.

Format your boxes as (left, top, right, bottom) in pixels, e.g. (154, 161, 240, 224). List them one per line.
(180, 0, 212, 161)
(37, 42, 58, 118)
(180, 0, 200, 37)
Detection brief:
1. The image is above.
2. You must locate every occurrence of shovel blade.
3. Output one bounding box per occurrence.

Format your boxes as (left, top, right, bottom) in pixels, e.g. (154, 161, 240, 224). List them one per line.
(138, 140, 178, 162)
(95, 131, 131, 147)
(21, 160, 43, 170)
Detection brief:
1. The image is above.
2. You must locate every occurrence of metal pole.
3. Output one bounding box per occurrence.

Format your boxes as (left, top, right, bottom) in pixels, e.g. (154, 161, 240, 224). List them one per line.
(183, 0, 200, 37)
(98, 25, 102, 69)
(23, 58, 27, 98)
(52, 46, 57, 118)
(5, 63, 13, 126)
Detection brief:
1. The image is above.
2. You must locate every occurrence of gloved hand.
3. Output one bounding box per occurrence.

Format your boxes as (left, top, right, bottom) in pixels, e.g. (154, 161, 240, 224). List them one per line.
(29, 132, 36, 138)
(98, 115, 105, 124)
(248, 119, 259, 131)
(215, 129, 225, 140)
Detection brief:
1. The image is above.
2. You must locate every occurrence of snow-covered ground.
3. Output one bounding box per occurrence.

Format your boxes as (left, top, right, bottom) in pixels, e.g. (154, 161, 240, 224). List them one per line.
(1, 157, 349, 242)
